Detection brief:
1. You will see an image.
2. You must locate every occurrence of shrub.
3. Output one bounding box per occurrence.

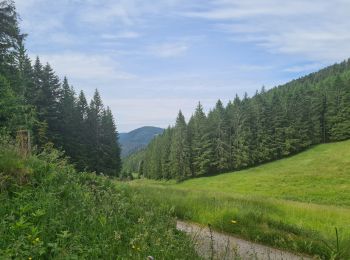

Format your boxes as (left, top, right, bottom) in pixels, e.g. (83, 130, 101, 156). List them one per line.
(0, 140, 199, 259)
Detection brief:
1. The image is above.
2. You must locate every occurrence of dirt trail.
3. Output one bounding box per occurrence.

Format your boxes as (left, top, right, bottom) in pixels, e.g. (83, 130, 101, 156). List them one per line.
(176, 220, 312, 260)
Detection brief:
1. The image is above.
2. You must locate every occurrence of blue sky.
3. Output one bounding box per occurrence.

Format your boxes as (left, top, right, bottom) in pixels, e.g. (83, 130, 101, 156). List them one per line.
(15, 0, 350, 132)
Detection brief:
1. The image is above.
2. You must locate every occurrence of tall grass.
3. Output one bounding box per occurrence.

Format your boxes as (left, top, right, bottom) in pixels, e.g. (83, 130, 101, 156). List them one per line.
(131, 185, 350, 258)
(0, 142, 199, 259)
(127, 141, 350, 257)
(164, 140, 350, 207)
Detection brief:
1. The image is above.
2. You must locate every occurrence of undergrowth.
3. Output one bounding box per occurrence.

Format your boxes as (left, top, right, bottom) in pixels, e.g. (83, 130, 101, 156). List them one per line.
(0, 139, 199, 259)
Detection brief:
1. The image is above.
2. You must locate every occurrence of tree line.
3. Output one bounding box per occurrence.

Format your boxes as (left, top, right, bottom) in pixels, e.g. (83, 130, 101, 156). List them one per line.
(0, 0, 121, 176)
(124, 60, 350, 180)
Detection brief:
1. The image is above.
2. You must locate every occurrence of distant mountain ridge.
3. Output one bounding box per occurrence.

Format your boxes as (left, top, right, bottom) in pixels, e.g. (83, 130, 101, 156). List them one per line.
(119, 126, 164, 158)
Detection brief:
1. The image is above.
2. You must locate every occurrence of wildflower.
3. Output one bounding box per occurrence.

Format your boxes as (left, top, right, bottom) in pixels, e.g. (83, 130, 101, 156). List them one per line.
(231, 220, 237, 224)
(132, 245, 136, 249)
(32, 237, 40, 244)
(28, 257, 32, 260)
(114, 231, 121, 241)
(137, 247, 141, 251)
(147, 256, 154, 260)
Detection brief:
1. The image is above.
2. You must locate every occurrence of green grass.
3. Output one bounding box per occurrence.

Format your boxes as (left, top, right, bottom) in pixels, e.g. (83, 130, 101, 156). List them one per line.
(129, 140, 350, 259)
(0, 141, 199, 259)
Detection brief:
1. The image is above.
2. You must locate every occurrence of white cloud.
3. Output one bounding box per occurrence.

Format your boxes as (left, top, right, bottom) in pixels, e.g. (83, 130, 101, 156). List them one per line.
(105, 97, 217, 131)
(148, 42, 189, 58)
(78, 0, 189, 26)
(183, 0, 350, 63)
(184, 1, 323, 19)
(48, 32, 76, 45)
(79, 2, 135, 26)
(16, 0, 350, 131)
(31, 52, 135, 81)
(283, 63, 324, 73)
(101, 31, 141, 40)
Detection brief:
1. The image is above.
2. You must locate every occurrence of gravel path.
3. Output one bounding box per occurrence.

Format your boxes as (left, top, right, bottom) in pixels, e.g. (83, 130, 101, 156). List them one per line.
(176, 220, 313, 260)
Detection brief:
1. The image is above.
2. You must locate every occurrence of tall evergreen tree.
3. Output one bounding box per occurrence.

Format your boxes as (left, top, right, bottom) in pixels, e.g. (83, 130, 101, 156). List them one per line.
(75, 90, 89, 170)
(208, 100, 230, 172)
(100, 107, 122, 176)
(58, 77, 76, 157)
(86, 89, 104, 173)
(190, 102, 211, 175)
(169, 111, 190, 180)
(37, 63, 62, 144)
(0, 0, 24, 84)
(0, 74, 22, 131)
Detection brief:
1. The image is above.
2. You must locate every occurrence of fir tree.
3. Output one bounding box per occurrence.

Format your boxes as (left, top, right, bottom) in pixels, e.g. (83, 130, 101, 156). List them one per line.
(169, 111, 190, 180)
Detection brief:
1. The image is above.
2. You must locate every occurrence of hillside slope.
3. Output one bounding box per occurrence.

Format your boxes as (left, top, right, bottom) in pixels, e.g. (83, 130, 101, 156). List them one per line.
(138, 140, 350, 206)
(130, 140, 350, 258)
(119, 126, 164, 157)
(128, 59, 350, 180)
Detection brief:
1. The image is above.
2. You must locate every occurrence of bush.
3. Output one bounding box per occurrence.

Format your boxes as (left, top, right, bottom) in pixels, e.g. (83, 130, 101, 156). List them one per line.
(0, 141, 199, 259)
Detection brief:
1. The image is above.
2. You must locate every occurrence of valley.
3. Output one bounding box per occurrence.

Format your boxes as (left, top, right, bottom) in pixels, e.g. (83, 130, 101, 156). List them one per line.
(126, 140, 350, 258)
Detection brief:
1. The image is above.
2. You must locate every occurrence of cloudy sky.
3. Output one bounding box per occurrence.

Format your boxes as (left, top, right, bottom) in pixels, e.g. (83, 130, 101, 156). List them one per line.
(15, 0, 350, 132)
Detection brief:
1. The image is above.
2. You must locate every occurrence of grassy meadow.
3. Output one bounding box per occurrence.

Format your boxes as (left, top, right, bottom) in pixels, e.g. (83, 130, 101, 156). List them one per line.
(128, 140, 350, 258)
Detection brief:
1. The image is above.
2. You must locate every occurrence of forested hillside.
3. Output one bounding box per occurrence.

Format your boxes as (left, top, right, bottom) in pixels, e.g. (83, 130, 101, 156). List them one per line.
(131, 140, 350, 258)
(0, 0, 121, 176)
(125, 60, 350, 180)
(120, 126, 164, 158)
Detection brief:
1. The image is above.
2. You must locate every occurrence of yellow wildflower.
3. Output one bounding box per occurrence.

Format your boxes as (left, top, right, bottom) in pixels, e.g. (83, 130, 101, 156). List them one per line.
(231, 220, 237, 224)
(28, 257, 32, 260)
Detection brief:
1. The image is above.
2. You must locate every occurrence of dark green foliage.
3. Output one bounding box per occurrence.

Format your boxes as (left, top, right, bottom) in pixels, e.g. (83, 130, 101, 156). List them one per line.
(0, 75, 22, 130)
(169, 111, 191, 180)
(57, 77, 76, 157)
(37, 63, 62, 144)
(0, 0, 24, 85)
(189, 102, 210, 176)
(82, 90, 121, 176)
(0, 141, 199, 259)
(74, 91, 89, 169)
(125, 60, 350, 180)
(0, 1, 121, 176)
(100, 107, 122, 176)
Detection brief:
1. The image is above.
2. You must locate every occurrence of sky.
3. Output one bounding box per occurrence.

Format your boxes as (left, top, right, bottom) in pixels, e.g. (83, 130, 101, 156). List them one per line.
(15, 0, 350, 132)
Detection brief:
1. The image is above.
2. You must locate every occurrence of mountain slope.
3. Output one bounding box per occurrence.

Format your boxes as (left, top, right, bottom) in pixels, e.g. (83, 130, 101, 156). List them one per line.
(119, 126, 164, 157)
(134, 140, 350, 206)
(130, 140, 350, 258)
(169, 139, 350, 206)
(126, 59, 350, 180)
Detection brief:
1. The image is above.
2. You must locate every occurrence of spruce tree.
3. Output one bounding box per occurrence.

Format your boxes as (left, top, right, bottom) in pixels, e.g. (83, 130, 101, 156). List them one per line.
(75, 91, 89, 170)
(191, 102, 211, 175)
(0, 0, 24, 84)
(0, 74, 22, 131)
(207, 100, 230, 173)
(38, 63, 62, 144)
(86, 89, 104, 173)
(100, 107, 122, 176)
(169, 111, 190, 180)
(330, 78, 350, 140)
(58, 77, 76, 158)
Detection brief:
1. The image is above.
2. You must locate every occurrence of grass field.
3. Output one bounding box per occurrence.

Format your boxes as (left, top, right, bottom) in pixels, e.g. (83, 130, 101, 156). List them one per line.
(128, 140, 350, 259)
